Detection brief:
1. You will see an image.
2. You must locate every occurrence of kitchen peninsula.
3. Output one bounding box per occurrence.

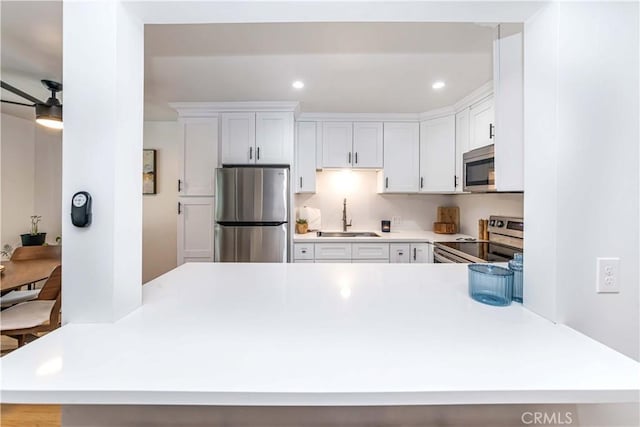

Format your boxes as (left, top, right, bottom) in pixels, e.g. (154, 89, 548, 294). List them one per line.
(2, 263, 638, 419)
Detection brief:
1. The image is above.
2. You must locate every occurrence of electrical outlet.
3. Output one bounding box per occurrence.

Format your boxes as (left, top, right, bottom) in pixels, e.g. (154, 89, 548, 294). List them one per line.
(392, 216, 402, 226)
(596, 257, 620, 294)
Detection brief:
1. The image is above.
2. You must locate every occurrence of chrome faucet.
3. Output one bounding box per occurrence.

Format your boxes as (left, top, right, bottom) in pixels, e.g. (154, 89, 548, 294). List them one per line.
(342, 198, 352, 232)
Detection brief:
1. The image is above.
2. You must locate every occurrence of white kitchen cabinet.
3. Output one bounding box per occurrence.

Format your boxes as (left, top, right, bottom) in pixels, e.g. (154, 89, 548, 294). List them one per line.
(379, 122, 420, 193)
(314, 243, 352, 260)
(221, 112, 256, 164)
(494, 29, 524, 192)
(469, 96, 495, 150)
(322, 122, 353, 168)
(255, 112, 293, 164)
(295, 122, 317, 193)
(179, 119, 218, 196)
(293, 243, 314, 260)
(294, 260, 314, 263)
(352, 122, 383, 168)
(390, 243, 410, 263)
(419, 115, 456, 192)
(177, 197, 214, 265)
(221, 112, 293, 165)
(351, 243, 389, 260)
(454, 109, 470, 192)
(410, 243, 432, 263)
(352, 259, 389, 263)
(314, 259, 351, 263)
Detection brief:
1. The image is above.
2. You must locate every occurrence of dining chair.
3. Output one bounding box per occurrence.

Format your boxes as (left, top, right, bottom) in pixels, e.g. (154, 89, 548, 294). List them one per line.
(1, 265, 62, 347)
(10, 245, 61, 261)
(0, 289, 41, 308)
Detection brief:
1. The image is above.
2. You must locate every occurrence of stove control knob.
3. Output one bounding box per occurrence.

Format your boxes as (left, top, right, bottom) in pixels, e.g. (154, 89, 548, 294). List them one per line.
(489, 220, 496, 226)
(496, 220, 505, 227)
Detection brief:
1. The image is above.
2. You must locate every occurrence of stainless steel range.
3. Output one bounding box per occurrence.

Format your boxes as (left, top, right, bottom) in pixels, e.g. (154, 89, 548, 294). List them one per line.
(433, 216, 523, 263)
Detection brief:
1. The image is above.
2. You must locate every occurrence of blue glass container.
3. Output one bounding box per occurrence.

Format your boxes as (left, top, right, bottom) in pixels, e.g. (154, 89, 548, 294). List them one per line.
(468, 264, 514, 306)
(509, 253, 524, 303)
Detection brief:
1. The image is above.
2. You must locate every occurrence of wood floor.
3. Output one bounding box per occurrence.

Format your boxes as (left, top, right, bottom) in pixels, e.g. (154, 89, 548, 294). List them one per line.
(1, 335, 62, 427)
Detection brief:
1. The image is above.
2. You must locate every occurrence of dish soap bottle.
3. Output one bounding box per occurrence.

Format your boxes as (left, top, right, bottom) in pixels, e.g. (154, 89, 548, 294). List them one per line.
(509, 253, 524, 303)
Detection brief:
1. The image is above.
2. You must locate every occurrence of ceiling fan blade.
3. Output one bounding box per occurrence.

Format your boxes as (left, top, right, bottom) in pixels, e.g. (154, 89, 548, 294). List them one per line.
(1, 99, 36, 107)
(0, 80, 44, 105)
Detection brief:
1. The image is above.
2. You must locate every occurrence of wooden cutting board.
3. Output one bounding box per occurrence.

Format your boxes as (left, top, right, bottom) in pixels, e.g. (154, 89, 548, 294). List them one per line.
(437, 207, 460, 233)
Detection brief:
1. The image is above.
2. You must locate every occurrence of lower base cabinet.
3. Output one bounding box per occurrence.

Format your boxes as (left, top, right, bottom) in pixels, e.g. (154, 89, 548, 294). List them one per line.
(294, 242, 433, 263)
(177, 197, 215, 265)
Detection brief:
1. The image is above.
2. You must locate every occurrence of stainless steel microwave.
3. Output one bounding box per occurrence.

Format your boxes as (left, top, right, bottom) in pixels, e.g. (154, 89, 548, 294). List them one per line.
(463, 144, 496, 192)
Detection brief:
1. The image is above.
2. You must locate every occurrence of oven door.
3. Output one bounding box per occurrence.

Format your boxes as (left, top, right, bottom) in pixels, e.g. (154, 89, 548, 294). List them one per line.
(463, 145, 496, 192)
(433, 247, 472, 263)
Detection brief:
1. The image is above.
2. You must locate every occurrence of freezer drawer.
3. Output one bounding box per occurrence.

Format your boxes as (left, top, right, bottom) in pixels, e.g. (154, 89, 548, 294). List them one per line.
(216, 167, 289, 222)
(215, 223, 288, 263)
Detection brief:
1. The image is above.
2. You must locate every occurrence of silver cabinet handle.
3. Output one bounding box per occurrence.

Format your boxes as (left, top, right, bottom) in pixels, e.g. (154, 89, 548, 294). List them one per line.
(420, 177, 424, 189)
(249, 146, 253, 160)
(178, 202, 182, 215)
(398, 252, 404, 256)
(257, 146, 260, 160)
(348, 152, 352, 164)
(413, 247, 417, 261)
(178, 179, 182, 192)
(300, 177, 303, 188)
(385, 177, 389, 188)
(301, 250, 306, 254)
(355, 152, 358, 164)
(489, 123, 495, 139)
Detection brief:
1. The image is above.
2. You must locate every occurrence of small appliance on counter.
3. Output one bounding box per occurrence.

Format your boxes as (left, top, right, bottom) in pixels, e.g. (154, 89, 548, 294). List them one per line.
(434, 215, 523, 263)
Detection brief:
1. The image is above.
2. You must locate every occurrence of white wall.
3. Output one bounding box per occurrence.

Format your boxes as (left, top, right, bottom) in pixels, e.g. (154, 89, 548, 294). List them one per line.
(1, 113, 62, 252)
(142, 121, 180, 283)
(451, 193, 523, 237)
(525, 1, 639, 361)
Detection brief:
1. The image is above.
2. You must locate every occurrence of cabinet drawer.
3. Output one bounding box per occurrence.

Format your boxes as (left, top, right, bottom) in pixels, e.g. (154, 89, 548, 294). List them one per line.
(351, 243, 389, 260)
(352, 259, 389, 263)
(314, 259, 351, 263)
(294, 259, 314, 263)
(314, 243, 352, 260)
(294, 244, 315, 260)
(389, 243, 410, 263)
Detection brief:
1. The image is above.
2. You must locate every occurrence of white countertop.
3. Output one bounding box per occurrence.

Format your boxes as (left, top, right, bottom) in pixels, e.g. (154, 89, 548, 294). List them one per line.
(1, 263, 638, 406)
(294, 229, 474, 243)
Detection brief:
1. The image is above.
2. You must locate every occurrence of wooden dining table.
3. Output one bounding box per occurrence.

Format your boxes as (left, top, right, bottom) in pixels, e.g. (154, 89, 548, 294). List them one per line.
(0, 258, 61, 293)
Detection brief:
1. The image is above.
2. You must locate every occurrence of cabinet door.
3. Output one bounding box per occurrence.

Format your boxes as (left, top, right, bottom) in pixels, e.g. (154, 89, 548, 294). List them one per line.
(294, 243, 314, 260)
(352, 122, 383, 168)
(314, 243, 352, 260)
(322, 122, 353, 168)
(419, 115, 455, 192)
(380, 122, 420, 193)
(410, 243, 432, 263)
(454, 109, 470, 192)
(177, 197, 214, 265)
(179, 119, 218, 196)
(221, 112, 256, 164)
(494, 31, 524, 192)
(389, 243, 410, 263)
(256, 112, 293, 165)
(469, 96, 495, 150)
(295, 122, 317, 193)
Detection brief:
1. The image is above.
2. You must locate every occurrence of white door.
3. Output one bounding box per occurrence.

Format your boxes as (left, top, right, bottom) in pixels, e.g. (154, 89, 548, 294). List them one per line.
(256, 112, 293, 165)
(221, 112, 256, 164)
(177, 197, 214, 265)
(419, 115, 456, 192)
(381, 122, 420, 193)
(390, 243, 410, 263)
(322, 122, 353, 168)
(410, 243, 432, 263)
(454, 109, 470, 192)
(179, 119, 218, 196)
(352, 122, 383, 168)
(295, 122, 317, 193)
(469, 96, 495, 150)
(494, 30, 524, 192)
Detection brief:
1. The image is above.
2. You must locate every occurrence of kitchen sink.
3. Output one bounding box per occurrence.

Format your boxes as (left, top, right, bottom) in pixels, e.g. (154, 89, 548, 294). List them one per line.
(316, 231, 381, 237)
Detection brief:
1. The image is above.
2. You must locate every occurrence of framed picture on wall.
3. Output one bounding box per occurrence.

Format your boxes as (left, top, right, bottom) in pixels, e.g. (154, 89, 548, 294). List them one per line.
(143, 149, 157, 195)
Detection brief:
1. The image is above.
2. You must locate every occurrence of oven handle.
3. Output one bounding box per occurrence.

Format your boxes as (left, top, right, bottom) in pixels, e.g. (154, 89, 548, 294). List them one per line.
(434, 252, 455, 263)
(434, 247, 472, 263)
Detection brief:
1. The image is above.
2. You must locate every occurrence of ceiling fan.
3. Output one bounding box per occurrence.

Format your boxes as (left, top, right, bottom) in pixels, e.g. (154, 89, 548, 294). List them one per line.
(1, 79, 63, 130)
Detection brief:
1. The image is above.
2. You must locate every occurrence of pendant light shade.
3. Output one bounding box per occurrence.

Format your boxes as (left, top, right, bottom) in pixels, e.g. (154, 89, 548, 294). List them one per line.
(35, 101, 63, 129)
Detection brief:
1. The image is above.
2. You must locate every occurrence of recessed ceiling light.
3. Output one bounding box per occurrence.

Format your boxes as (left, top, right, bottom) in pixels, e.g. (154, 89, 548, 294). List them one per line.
(292, 80, 305, 89)
(432, 81, 446, 90)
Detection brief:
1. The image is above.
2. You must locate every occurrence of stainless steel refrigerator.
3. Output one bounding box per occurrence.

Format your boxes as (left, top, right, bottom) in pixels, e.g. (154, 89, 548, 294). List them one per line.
(214, 167, 289, 262)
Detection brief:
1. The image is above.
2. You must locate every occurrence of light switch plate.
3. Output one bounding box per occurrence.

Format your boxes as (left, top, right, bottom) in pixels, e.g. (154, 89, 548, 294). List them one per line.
(596, 257, 620, 294)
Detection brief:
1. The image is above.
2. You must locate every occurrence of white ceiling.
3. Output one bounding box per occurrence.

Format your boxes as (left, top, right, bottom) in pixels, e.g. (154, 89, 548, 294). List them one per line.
(145, 23, 493, 120)
(1, 2, 494, 122)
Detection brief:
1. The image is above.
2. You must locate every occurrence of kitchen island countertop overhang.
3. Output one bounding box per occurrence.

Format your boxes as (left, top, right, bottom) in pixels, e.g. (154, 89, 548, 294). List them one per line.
(1, 263, 638, 406)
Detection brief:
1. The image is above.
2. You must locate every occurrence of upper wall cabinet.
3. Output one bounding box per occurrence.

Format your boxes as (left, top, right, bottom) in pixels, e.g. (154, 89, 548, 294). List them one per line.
(179, 119, 218, 196)
(454, 109, 470, 192)
(295, 121, 317, 193)
(419, 115, 456, 193)
(469, 96, 495, 150)
(352, 122, 383, 168)
(221, 112, 293, 165)
(494, 29, 524, 192)
(321, 121, 383, 169)
(378, 122, 419, 193)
